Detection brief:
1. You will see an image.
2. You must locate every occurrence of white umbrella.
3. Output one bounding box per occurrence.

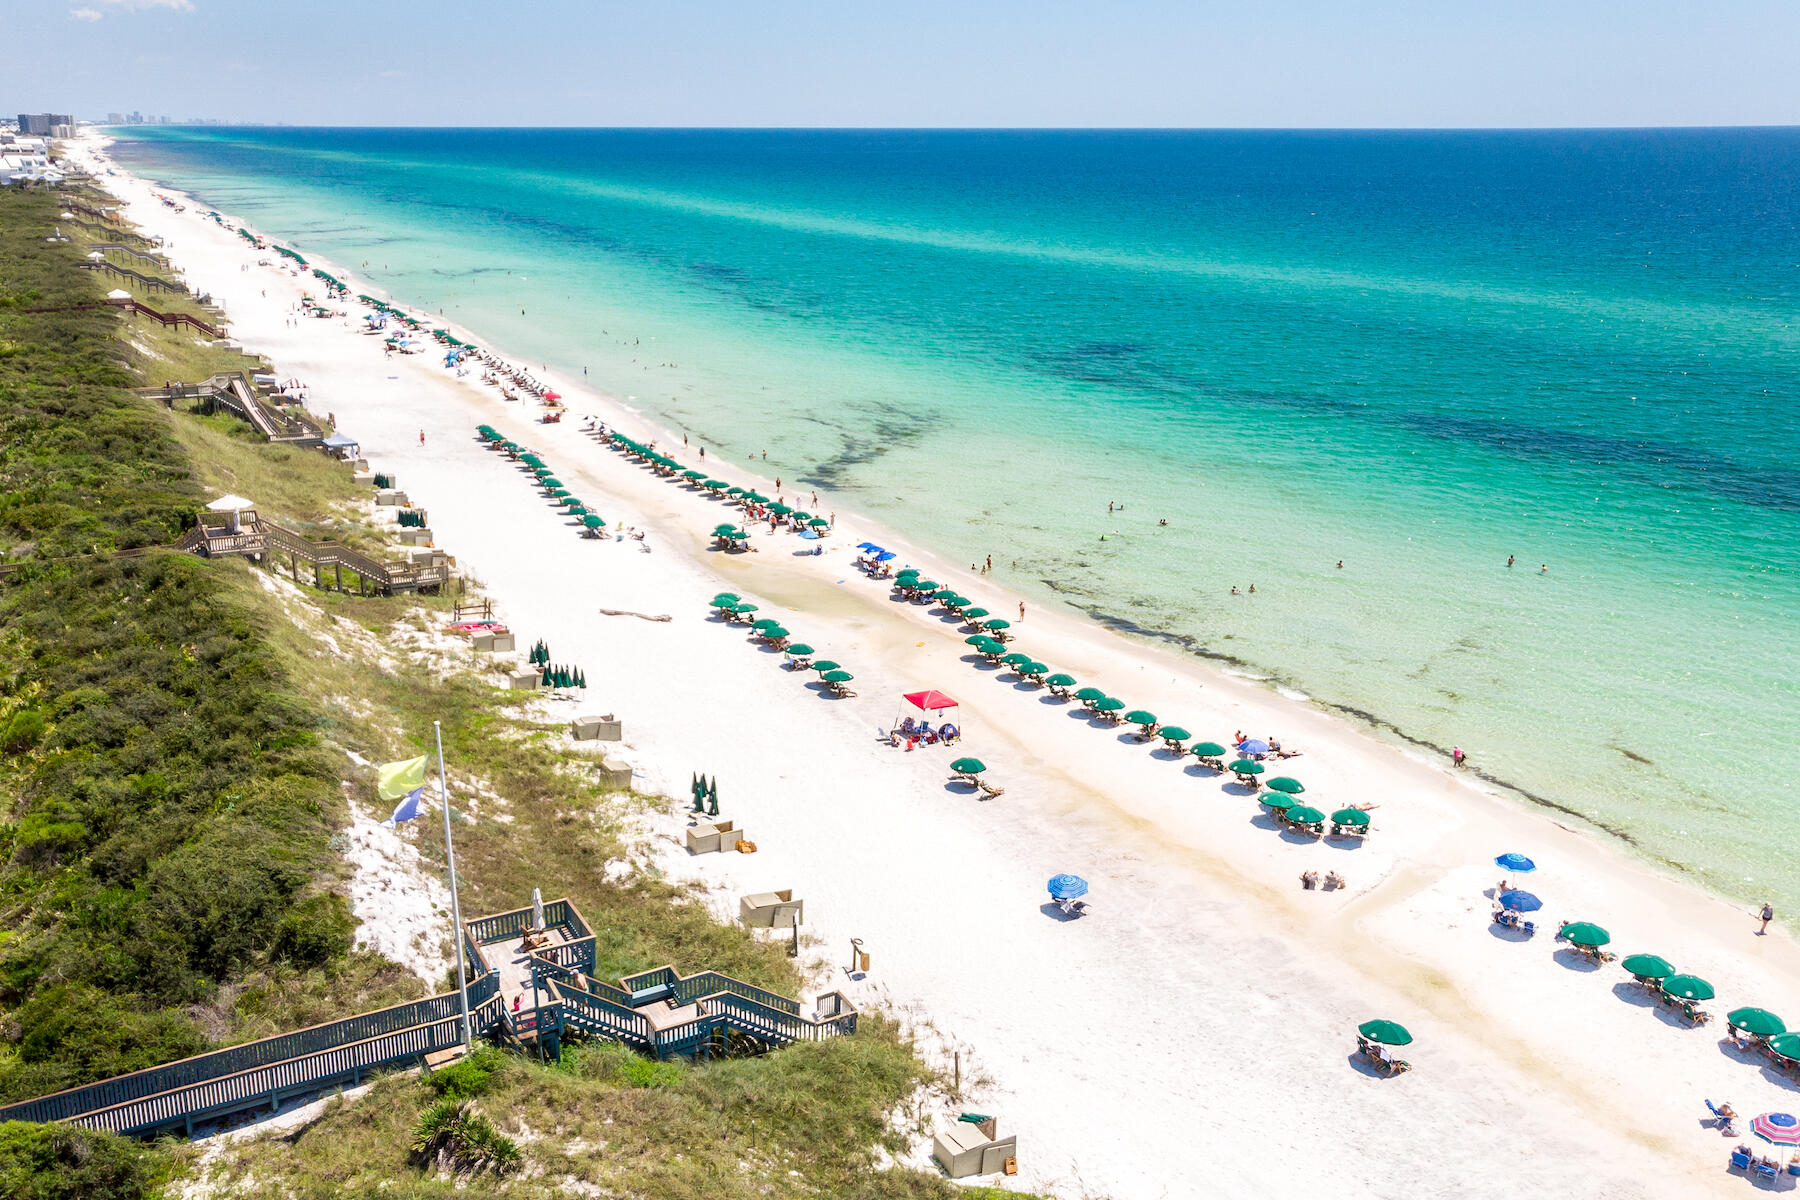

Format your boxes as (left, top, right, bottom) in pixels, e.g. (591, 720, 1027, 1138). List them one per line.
(531, 887, 545, 931)
(105, 289, 131, 300)
(86, 250, 104, 260)
(58, 211, 73, 219)
(205, 494, 255, 512)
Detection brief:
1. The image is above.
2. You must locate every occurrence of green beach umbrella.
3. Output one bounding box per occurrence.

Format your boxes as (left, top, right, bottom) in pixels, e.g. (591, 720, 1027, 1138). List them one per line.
(964, 635, 997, 648)
(768, 503, 794, 515)
(714, 523, 739, 536)
(725, 486, 745, 496)
(732, 602, 759, 614)
(1331, 807, 1371, 827)
(1560, 922, 1610, 948)
(760, 625, 789, 639)
(1094, 697, 1124, 712)
(550, 488, 570, 499)
(983, 618, 1010, 631)
(582, 514, 604, 530)
(1620, 954, 1675, 980)
(962, 608, 991, 621)
(785, 643, 814, 657)
(1661, 974, 1715, 1001)
(1125, 710, 1158, 727)
(808, 517, 830, 528)
(811, 660, 841, 672)
(1266, 777, 1305, 795)
(1020, 661, 1047, 676)
(1001, 652, 1032, 666)
(791, 511, 812, 522)
(1729, 1008, 1786, 1037)
(1262, 794, 1295, 811)
(1191, 742, 1228, 757)
(950, 757, 986, 775)
(704, 479, 727, 490)
(540, 477, 563, 489)
(1770, 1033, 1800, 1062)
(822, 669, 854, 683)
(1228, 759, 1266, 775)
(682, 469, 705, 480)
(1074, 687, 1107, 702)
(1285, 805, 1326, 824)
(1047, 673, 1078, 688)
(1358, 1020, 1413, 1047)
(744, 492, 768, 504)
(712, 592, 740, 604)
(912, 580, 940, 592)
(751, 618, 782, 631)
(1160, 726, 1191, 742)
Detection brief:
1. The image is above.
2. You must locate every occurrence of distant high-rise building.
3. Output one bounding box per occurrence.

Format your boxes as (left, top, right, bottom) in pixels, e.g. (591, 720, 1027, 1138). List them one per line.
(128, 111, 143, 124)
(107, 113, 123, 125)
(17, 113, 73, 136)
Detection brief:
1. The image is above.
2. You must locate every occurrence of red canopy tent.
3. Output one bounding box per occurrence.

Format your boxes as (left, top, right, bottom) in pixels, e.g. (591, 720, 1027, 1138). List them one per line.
(894, 689, 962, 745)
(902, 689, 958, 713)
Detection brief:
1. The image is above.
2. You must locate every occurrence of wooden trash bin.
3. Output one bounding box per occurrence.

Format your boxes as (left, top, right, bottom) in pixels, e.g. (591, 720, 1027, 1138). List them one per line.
(933, 1120, 1017, 1178)
(684, 820, 743, 855)
(739, 889, 803, 929)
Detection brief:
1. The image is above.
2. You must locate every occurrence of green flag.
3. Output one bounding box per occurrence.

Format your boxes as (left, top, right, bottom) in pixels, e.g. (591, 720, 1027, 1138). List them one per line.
(377, 755, 429, 801)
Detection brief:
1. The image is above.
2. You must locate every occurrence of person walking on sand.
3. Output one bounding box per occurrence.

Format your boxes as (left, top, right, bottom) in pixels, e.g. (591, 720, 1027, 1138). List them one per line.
(1760, 902, 1775, 935)
(1019, 601, 1026, 621)
(1452, 746, 1467, 769)
(418, 429, 425, 446)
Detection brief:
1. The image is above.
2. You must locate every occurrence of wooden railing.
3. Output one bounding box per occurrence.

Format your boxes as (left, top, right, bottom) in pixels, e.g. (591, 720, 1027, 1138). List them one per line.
(76, 259, 186, 295)
(91, 242, 171, 269)
(0, 976, 499, 1133)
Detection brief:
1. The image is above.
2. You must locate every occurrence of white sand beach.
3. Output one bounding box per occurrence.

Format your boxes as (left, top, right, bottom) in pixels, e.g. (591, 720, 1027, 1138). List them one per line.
(85, 139, 1800, 1199)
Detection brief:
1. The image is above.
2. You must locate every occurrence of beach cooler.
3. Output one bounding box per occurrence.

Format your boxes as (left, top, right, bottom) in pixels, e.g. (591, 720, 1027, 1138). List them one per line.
(569, 715, 621, 741)
(932, 1119, 1017, 1178)
(739, 889, 804, 929)
(685, 820, 745, 855)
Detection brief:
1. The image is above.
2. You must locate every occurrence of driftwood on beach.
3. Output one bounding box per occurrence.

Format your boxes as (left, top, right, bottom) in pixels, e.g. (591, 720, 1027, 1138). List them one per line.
(597, 608, 672, 622)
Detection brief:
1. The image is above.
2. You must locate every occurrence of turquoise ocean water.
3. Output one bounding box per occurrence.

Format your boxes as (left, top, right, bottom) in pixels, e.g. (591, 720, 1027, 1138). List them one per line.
(110, 128, 1800, 907)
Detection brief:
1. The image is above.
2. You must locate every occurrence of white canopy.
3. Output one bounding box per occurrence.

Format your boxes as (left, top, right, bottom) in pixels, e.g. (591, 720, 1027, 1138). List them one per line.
(106, 288, 130, 300)
(86, 250, 104, 260)
(206, 494, 255, 512)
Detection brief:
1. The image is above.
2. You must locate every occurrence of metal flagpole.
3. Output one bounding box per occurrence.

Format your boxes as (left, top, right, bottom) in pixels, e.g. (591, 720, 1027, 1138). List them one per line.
(436, 721, 473, 1045)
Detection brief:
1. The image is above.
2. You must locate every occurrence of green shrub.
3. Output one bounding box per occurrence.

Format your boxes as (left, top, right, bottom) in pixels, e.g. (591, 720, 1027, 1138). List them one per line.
(0, 1121, 161, 1200)
(0, 710, 45, 754)
(274, 893, 355, 968)
(409, 1097, 520, 1176)
(425, 1046, 504, 1099)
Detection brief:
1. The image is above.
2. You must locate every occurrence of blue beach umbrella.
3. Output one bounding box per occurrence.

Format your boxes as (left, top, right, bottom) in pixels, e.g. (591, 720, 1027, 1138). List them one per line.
(1237, 738, 1272, 756)
(1047, 874, 1089, 901)
(1498, 889, 1542, 913)
(1494, 852, 1538, 873)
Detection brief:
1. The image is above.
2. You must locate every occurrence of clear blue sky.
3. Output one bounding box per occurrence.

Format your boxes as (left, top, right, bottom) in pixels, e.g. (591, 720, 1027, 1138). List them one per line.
(13, 0, 1800, 128)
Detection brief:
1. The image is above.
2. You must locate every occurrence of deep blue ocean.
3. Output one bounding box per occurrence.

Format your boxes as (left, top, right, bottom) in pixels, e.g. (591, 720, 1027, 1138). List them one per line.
(110, 127, 1800, 906)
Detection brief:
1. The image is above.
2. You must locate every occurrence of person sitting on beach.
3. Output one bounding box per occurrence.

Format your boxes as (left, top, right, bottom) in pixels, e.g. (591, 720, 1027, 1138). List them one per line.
(1713, 1102, 1738, 1134)
(1300, 870, 1320, 890)
(1325, 871, 1345, 891)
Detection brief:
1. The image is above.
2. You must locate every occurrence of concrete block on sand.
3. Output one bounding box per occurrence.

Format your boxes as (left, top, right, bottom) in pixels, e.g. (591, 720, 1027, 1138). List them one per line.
(569, 715, 621, 741)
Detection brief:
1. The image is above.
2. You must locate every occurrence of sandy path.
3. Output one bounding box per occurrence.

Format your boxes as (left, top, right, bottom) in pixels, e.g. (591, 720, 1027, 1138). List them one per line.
(88, 140, 1800, 1198)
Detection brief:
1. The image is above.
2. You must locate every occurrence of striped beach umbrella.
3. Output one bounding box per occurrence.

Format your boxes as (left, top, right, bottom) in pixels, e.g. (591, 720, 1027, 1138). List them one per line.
(1754, 1112, 1800, 1147)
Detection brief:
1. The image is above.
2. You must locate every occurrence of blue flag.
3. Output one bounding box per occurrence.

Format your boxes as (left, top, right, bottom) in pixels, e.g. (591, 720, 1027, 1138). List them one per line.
(387, 786, 428, 826)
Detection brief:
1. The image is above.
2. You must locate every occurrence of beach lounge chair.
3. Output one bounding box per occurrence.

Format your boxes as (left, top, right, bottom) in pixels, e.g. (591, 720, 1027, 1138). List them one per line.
(1757, 1160, 1781, 1182)
(1707, 1100, 1738, 1135)
(978, 780, 1006, 799)
(1729, 1149, 1752, 1173)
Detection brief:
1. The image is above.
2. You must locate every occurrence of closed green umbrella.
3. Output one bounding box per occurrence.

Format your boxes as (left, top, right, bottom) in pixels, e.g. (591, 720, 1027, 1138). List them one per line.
(822, 670, 853, 683)
(950, 757, 986, 775)
(1094, 697, 1124, 712)
(811, 660, 840, 672)
(1727, 1007, 1785, 1037)
(1560, 922, 1610, 948)
(1266, 777, 1305, 795)
(1620, 954, 1675, 980)
(1228, 759, 1266, 776)
(1330, 807, 1371, 828)
(1047, 673, 1078, 688)
(1661, 974, 1715, 1001)
(1074, 687, 1107, 702)
(1191, 741, 1228, 758)
(1285, 805, 1326, 824)
(1358, 1020, 1413, 1047)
